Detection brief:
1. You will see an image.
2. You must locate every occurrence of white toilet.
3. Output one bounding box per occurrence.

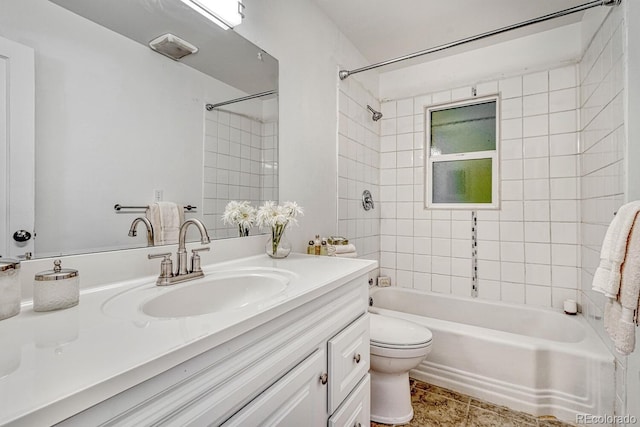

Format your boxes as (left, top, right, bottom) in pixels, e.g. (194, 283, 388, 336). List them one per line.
(369, 313, 433, 424)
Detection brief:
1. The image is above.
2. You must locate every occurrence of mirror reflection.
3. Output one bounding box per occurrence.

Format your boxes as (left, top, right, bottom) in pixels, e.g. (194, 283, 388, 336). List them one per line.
(0, 0, 278, 259)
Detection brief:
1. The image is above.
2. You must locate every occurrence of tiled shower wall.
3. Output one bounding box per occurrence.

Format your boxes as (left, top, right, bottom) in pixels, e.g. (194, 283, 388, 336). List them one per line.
(337, 77, 381, 261)
(378, 64, 582, 310)
(577, 7, 627, 418)
(203, 110, 278, 238)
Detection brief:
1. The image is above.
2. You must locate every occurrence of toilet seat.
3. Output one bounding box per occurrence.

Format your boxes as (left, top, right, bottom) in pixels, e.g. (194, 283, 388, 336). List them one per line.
(370, 313, 432, 349)
(370, 341, 431, 358)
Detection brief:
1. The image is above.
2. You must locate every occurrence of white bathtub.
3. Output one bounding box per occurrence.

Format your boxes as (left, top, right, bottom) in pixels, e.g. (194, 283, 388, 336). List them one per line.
(369, 287, 615, 423)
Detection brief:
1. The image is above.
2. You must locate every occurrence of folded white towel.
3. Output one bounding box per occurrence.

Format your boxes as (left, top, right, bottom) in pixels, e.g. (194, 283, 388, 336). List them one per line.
(331, 244, 357, 254)
(592, 201, 640, 298)
(146, 202, 184, 245)
(334, 252, 358, 259)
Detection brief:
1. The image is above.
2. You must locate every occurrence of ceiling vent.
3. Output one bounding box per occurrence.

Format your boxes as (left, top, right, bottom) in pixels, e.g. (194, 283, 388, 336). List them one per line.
(149, 33, 198, 61)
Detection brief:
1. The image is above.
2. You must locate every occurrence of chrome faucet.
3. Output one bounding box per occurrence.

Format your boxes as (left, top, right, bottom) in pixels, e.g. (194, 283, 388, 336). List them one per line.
(128, 217, 154, 246)
(177, 218, 211, 275)
(147, 218, 211, 286)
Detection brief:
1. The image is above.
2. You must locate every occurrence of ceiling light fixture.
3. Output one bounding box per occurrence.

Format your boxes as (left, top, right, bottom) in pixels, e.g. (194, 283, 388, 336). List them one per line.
(181, 0, 245, 30)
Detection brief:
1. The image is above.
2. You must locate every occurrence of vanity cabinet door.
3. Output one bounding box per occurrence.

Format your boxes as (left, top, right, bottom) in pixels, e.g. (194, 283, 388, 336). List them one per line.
(328, 374, 370, 427)
(328, 313, 370, 413)
(222, 348, 327, 427)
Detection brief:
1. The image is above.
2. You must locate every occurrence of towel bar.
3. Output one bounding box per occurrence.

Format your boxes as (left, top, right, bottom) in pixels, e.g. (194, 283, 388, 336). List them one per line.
(114, 204, 197, 212)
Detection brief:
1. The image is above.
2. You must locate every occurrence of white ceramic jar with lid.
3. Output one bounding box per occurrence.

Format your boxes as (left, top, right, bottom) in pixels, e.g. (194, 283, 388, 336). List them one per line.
(0, 259, 21, 320)
(34, 260, 79, 312)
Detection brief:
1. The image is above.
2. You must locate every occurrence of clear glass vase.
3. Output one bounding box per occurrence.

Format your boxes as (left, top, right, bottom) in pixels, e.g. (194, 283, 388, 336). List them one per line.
(238, 225, 249, 237)
(265, 225, 291, 258)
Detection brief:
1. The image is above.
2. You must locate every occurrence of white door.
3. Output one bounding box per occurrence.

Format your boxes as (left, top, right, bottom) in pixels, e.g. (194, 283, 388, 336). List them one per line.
(0, 36, 34, 259)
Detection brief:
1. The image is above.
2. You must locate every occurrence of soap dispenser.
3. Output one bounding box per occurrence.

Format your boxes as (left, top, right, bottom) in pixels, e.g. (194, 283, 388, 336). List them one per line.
(34, 260, 79, 312)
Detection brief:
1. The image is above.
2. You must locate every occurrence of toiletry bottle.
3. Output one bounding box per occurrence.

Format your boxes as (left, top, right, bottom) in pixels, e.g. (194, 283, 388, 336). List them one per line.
(314, 235, 321, 255)
(320, 238, 328, 256)
(307, 240, 315, 255)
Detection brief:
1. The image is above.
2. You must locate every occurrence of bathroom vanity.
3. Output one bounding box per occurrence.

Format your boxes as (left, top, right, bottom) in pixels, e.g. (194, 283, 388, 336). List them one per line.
(0, 254, 376, 426)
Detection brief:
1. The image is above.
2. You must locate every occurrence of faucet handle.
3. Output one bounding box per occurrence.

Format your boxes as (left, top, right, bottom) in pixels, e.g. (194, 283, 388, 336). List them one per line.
(191, 247, 210, 254)
(190, 247, 210, 273)
(148, 252, 173, 280)
(148, 252, 172, 259)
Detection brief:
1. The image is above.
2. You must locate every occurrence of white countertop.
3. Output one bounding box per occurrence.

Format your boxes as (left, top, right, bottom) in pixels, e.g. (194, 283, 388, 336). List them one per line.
(0, 254, 376, 426)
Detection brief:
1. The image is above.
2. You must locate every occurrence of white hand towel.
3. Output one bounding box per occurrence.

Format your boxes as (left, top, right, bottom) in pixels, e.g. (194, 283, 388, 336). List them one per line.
(613, 214, 640, 355)
(616, 309, 636, 355)
(331, 244, 357, 254)
(592, 201, 640, 298)
(146, 202, 184, 245)
(620, 216, 640, 312)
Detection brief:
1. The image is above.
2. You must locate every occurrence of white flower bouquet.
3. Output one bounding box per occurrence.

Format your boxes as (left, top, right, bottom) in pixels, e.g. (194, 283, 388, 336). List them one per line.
(257, 201, 303, 258)
(222, 200, 257, 237)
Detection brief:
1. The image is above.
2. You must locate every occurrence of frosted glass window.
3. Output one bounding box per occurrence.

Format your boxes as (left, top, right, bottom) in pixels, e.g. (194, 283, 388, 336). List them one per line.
(432, 159, 493, 203)
(430, 101, 496, 155)
(425, 95, 499, 210)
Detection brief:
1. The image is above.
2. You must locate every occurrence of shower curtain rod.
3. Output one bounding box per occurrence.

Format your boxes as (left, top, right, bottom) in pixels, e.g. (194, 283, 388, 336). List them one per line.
(338, 0, 621, 80)
(205, 89, 277, 111)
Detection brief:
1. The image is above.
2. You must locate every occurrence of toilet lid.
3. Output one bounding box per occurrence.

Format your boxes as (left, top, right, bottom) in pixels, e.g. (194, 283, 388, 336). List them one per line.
(370, 313, 432, 348)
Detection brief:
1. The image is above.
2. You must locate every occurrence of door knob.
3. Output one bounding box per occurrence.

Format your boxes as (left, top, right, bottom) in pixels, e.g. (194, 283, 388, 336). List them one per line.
(319, 373, 328, 385)
(13, 230, 32, 242)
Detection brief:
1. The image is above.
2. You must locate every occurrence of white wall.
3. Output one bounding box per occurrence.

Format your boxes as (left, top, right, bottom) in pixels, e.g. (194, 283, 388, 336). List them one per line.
(236, 0, 378, 251)
(577, 5, 627, 420)
(0, 0, 247, 256)
(337, 77, 381, 262)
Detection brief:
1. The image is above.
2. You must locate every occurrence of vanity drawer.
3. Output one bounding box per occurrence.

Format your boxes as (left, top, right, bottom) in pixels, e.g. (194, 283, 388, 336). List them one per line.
(222, 348, 326, 427)
(328, 374, 370, 427)
(328, 313, 369, 413)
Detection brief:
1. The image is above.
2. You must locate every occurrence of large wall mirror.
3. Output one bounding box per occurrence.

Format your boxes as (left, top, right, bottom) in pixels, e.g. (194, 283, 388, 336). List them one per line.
(0, 0, 278, 259)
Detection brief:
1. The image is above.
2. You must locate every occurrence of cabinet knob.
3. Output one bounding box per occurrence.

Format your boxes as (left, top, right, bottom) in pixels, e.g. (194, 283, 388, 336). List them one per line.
(319, 373, 328, 385)
(353, 353, 361, 364)
(354, 423, 362, 427)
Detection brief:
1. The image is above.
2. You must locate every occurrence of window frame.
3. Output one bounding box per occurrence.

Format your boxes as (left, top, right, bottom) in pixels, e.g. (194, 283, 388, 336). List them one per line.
(424, 94, 501, 210)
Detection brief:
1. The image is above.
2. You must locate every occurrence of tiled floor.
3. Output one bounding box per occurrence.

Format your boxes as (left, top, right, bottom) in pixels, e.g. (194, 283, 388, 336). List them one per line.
(371, 380, 576, 427)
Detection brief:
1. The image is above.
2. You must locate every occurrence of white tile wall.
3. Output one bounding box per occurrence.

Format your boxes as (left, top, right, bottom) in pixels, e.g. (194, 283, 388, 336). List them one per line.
(203, 111, 278, 238)
(577, 6, 627, 419)
(337, 76, 381, 261)
(379, 65, 581, 309)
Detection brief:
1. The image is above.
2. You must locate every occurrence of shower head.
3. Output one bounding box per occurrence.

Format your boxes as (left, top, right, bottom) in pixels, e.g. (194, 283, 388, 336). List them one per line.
(367, 105, 383, 121)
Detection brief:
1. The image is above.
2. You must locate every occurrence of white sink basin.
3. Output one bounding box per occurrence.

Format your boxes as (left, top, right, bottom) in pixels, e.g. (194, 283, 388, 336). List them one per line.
(143, 272, 290, 318)
(101, 268, 295, 320)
